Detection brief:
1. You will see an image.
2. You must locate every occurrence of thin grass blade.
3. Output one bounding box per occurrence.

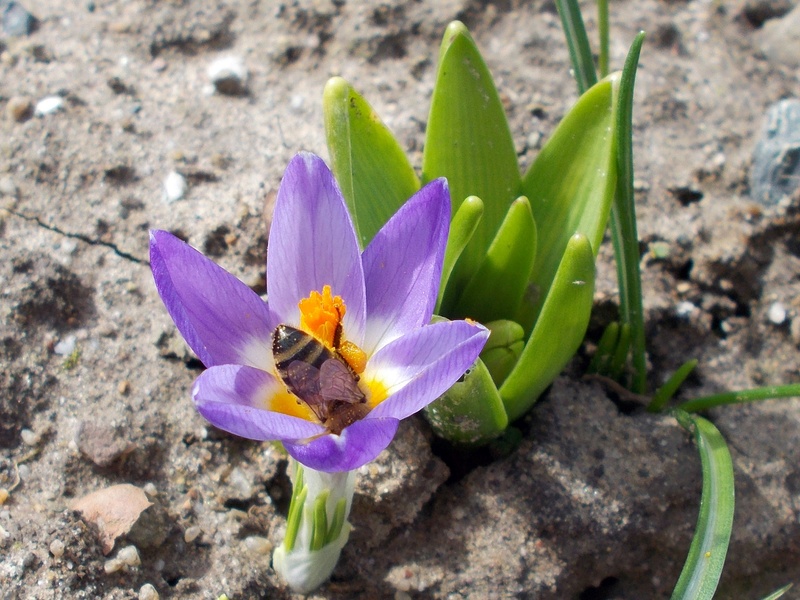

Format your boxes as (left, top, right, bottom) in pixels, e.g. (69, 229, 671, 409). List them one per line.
(554, 0, 597, 95)
(678, 383, 800, 413)
(610, 32, 647, 393)
(671, 411, 735, 600)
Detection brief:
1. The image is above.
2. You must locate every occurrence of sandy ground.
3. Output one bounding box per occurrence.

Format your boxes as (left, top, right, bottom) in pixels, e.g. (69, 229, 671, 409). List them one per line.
(2, 0, 800, 598)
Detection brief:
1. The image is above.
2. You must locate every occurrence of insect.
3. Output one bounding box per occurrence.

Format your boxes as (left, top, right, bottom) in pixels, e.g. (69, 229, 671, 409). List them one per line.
(272, 324, 369, 435)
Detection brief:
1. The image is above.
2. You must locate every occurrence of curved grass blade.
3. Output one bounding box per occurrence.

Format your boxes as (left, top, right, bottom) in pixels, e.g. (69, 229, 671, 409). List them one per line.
(678, 383, 800, 413)
(610, 32, 647, 393)
(501, 233, 595, 421)
(423, 21, 521, 298)
(671, 411, 735, 600)
(323, 77, 420, 247)
(647, 359, 698, 413)
(438, 196, 484, 313)
(519, 74, 618, 331)
(453, 196, 537, 323)
(554, 0, 597, 95)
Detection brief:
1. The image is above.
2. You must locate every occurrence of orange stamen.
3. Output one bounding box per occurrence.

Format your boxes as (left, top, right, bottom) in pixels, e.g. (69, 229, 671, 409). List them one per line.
(298, 285, 345, 349)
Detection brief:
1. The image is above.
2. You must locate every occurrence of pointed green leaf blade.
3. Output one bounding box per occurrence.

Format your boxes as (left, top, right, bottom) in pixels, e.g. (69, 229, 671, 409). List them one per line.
(500, 233, 595, 421)
(425, 356, 508, 446)
(453, 196, 537, 323)
(438, 196, 484, 313)
(323, 77, 420, 247)
(671, 411, 735, 600)
(423, 21, 521, 300)
(760, 584, 793, 600)
(518, 73, 619, 331)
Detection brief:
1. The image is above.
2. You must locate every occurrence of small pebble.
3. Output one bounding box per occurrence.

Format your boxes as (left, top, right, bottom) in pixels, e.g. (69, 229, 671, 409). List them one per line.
(143, 482, 158, 497)
(183, 525, 201, 543)
(53, 335, 77, 356)
(35, 96, 65, 116)
(20, 428, 39, 446)
(104, 558, 123, 574)
(118, 380, 131, 395)
(49, 539, 65, 558)
(750, 99, 800, 206)
(243, 535, 273, 555)
(675, 301, 697, 318)
(289, 94, 305, 113)
(2, 1, 37, 36)
(162, 171, 186, 204)
(117, 545, 141, 567)
(207, 56, 248, 96)
(6, 96, 32, 122)
(767, 301, 787, 325)
(138, 584, 160, 600)
(0, 489, 8, 505)
(0, 176, 17, 198)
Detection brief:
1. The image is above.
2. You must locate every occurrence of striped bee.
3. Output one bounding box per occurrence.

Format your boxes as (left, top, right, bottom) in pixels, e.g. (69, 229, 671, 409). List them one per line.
(272, 324, 369, 435)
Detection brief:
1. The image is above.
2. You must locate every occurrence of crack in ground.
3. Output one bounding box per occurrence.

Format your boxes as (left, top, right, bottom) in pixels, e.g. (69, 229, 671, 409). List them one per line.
(6, 209, 148, 266)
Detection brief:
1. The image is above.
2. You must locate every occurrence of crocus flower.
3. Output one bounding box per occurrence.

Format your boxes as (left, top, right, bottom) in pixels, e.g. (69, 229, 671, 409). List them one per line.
(150, 152, 488, 473)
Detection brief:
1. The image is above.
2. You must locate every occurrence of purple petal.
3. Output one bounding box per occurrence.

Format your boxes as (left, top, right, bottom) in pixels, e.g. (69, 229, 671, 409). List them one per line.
(283, 417, 399, 472)
(361, 179, 450, 355)
(150, 230, 275, 369)
(367, 320, 489, 420)
(267, 153, 366, 344)
(193, 364, 325, 440)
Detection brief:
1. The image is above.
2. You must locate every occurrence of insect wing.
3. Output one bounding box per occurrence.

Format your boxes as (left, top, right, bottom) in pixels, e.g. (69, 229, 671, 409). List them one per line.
(285, 360, 324, 407)
(319, 358, 365, 404)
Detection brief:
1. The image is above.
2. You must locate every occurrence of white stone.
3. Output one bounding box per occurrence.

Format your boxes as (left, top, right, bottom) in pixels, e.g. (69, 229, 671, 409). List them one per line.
(49, 539, 65, 558)
(20, 429, 39, 446)
(243, 535, 272, 555)
(117, 545, 140, 567)
(162, 171, 186, 204)
(35, 96, 65, 116)
(768, 301, 787, 325)
(207, 56, 248, 94)
(139, 584, 159, 600)
(53, 335, 77, 356)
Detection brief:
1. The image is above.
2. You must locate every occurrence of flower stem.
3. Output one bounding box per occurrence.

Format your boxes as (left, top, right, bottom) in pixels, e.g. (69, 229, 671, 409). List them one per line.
(273, 460, 356, 593)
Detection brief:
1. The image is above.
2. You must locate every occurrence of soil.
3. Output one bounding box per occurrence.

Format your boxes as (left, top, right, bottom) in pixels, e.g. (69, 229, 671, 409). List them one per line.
(2, 0, 800, 599)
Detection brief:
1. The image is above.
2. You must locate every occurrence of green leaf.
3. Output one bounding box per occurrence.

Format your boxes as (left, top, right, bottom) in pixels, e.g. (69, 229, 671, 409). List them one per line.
(554, 0, 598, 94)
(678, 383, 800, 413)
(671, 411, 735, 600)
(425, 356, 508, 445)
(518, 74, 619, 331)
(480, 319, 525, 387)
(323, 77, 420, 248)
(500, 233, 596, 421)
(609, 32, 647, 393)
(648, 359, 698, 413)
(310, 489, 329, 551)
(588, 321, 621, 374)
(438, 196, 484, 313)
(760, 584, 793, 600)
(423, 21, 521, 301)
(453, 196, 537, 323)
